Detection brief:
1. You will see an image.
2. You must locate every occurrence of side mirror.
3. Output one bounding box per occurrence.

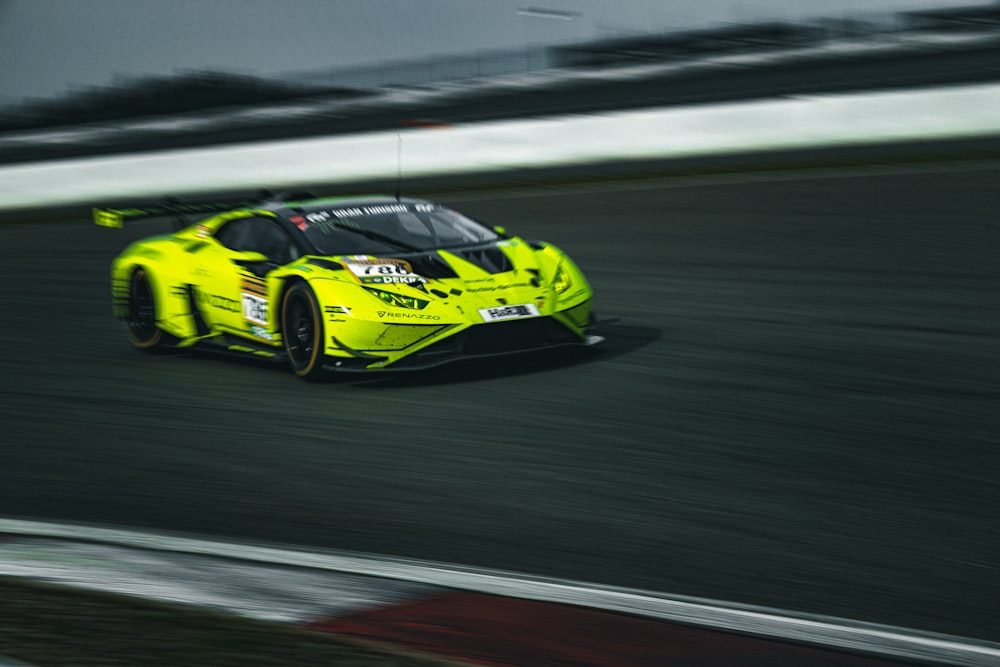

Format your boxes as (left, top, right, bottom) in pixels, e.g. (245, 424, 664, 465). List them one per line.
(493, 225, 509, 238)
(232, 250, 269, 266)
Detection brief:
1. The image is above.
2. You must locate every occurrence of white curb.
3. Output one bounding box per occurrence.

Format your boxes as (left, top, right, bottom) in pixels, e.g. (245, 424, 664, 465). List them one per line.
(1, 518, 997, 666)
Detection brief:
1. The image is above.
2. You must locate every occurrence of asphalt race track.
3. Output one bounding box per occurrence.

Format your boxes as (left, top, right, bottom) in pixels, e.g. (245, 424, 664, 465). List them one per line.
(1, 163, 997, 641)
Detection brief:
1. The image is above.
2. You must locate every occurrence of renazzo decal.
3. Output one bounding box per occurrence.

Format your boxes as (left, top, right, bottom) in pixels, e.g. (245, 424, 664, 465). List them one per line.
(342, 258, 427, 285)
(479, 303, 541, 322)
(376, 311, 441, 320)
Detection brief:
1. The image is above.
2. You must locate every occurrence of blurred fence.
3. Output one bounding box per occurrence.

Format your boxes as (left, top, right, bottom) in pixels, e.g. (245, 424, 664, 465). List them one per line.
(3, 3, 1000, 172)
(10, 2, 1000, 133)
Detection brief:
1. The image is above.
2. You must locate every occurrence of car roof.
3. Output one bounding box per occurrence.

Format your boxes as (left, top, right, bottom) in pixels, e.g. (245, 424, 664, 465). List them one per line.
(266, 195, 433, 214)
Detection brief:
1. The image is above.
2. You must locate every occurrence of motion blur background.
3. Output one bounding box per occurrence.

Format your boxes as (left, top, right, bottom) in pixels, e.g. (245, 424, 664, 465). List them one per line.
(0, 0, 975, 106)
(2, 0, 999, 656)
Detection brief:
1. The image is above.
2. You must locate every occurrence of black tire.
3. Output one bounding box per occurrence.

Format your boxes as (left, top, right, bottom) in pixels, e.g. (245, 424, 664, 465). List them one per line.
(125, 267, 165, 350)
(281, 282, 326, 379)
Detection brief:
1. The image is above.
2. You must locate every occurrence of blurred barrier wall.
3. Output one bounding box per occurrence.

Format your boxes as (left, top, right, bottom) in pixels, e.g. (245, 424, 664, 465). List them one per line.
(2, 81, 1000, 210)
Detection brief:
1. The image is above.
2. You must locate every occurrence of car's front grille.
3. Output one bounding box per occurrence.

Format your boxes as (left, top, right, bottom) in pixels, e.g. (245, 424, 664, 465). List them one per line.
(385, 315, 583, 370)
(462, 317, 579, 354)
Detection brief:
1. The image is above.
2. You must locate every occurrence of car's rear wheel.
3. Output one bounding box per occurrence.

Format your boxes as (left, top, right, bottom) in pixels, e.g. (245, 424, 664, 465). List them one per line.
(281, 282, 326, 379)
(125, 267, 165, 349)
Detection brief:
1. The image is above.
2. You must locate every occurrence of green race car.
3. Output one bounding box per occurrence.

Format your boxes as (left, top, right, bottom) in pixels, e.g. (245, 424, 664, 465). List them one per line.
(98, 192, 601, 378)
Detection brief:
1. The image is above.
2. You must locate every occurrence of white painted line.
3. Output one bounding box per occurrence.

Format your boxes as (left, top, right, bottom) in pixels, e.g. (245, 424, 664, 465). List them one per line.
(0, 657, 37, 667)
(1, 518, 997, 666)
(1, 81, 1000, 211)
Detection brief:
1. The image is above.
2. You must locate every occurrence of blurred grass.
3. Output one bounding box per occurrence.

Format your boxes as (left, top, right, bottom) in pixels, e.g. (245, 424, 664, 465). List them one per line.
(0, 577, 459, 667)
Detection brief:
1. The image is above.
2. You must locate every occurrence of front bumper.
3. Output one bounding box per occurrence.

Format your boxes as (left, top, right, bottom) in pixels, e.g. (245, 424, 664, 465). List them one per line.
(323, 314, 602, 372)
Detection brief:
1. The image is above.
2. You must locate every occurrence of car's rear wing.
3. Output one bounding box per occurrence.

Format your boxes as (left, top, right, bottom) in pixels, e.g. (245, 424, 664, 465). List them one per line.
(93, 190, 319, 228)
(92, 196, 263, 229)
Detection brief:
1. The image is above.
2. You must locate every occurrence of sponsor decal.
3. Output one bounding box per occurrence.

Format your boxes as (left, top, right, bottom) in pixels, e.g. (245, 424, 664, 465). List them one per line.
(304, 203, 437, 227)
(241, 276, 267, 296)
(479, 303, 541, 322)
(196, 224, 212, 238)
(248, 324, 273, 341)
(365, 275, 424, 285)
(376, 311, 441, 320)
(367, 288, 429, 310)
(332, 204, 408, 218)
(242, 293, 268, 326)
(465, 281, 531, 293)
(343, 258, 427, 285)
(239, 276, 269, 325)
(202, 293, 239, 313)
(324, 305, 351, 323)
(290, 216, 309, 231)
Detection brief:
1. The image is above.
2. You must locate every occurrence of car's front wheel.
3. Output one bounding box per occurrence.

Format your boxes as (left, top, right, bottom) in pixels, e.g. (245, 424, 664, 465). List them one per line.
(125, 267, 165, 350)
(281, 282, 326, 379)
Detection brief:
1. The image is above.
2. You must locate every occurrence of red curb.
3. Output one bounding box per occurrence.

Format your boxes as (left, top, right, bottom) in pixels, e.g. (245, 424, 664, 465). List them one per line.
(307, 592, 922, 667)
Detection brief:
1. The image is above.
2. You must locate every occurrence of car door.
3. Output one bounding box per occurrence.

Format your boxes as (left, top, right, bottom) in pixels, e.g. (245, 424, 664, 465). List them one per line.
(202, 215, 299, 342)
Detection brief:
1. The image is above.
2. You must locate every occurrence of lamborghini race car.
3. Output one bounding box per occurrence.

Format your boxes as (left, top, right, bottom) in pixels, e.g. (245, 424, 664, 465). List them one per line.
(97, 192, 601, 378)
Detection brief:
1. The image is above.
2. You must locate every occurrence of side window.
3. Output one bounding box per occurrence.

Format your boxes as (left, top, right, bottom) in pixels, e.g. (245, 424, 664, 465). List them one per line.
(215, 217, 298, 264)
(215, 218, 253, 251)
(252, 219, 298, 264)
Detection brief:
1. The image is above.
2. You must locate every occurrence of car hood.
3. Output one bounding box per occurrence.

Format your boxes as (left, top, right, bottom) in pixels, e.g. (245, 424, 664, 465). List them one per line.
(293, 238, 588, 324)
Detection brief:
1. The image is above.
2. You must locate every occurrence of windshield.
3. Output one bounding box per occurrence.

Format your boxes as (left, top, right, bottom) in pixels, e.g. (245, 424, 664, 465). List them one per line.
(298, 203, 499, 255)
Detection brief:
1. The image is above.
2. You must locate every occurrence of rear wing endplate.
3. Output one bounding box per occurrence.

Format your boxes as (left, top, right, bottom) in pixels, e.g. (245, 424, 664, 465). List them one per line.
(93, 196, 263, 228)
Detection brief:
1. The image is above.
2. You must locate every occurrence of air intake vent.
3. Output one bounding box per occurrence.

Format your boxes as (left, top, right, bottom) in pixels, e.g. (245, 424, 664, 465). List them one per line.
(406, 253, 458, 279)
(455, 245, 513, 274)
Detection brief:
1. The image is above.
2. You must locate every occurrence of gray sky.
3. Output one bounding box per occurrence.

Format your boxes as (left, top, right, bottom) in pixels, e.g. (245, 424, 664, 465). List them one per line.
(0, 0, 982, 105)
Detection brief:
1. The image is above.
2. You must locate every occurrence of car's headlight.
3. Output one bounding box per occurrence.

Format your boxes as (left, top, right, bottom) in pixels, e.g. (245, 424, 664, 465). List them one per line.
(364, 287, 429, 310)
(553, 264, 572, 294)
